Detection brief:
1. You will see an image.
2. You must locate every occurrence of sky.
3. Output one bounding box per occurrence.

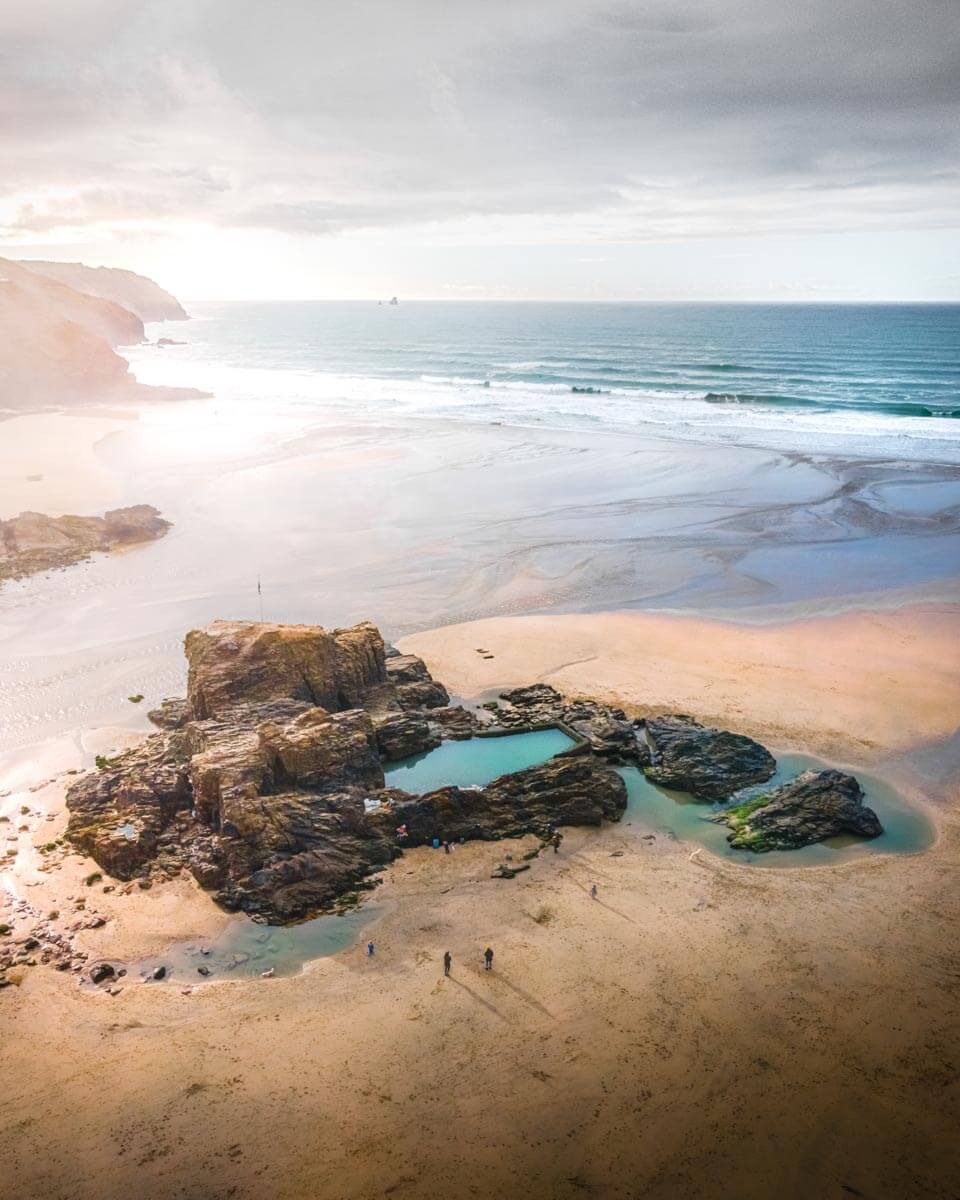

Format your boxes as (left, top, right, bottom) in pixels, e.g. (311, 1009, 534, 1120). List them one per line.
(2, 0, 959, 301)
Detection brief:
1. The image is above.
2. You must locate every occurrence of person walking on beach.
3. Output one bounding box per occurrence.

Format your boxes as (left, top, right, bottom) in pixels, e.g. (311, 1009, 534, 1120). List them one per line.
(590, 883, 598, 899)
(552, 831, 563, 854)
(443, 951, 452, 976)
(367, 941, 375, 956)
(484, 947, 494, 971)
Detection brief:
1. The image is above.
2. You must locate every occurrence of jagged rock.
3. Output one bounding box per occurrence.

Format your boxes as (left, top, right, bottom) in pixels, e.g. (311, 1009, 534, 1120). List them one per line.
(64, 616, 776, 925)
(718, 769, 883, 851)
(373, 712, 440, 762)
(384, 654, 432, 685)
(395, 680, 450, 710)
(66, 732, 191, 876)
(428, 705, 481, 741)
(385, 654, 450, 709)
(90, 962, 115, 984)
(500, 684, 563, 708)
(259, 708, 384, 792)
(639, 715, 776, 800)
(185, 620, 386, 720)
(148, 697, 189, 730)
(384, 756, 627, 846)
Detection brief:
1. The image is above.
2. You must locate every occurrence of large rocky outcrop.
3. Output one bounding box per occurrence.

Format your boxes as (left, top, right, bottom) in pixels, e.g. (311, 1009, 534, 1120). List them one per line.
(0, 505, 171, 584)
(638, 715, 776, 799)
(64, 619, 632, 922)
(1, 256, 144, 346)
(717, 770, 883, 852)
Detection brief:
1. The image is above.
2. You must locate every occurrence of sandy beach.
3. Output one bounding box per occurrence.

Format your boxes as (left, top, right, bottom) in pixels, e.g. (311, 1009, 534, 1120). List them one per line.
(0, 411, 137, 519)
(2, 603, 958, 1200)
(402, 604, 960, 766)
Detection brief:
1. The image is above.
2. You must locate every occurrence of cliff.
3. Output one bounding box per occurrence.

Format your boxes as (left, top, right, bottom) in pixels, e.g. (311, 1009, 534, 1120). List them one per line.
(0, 258, 196, 411)
(13, 259, 188, 323)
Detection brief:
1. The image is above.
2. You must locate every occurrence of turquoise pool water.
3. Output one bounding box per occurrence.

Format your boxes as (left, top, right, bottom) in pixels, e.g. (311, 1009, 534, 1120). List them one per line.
(619, 752, 935, 867)
(384, 727, 576, 793)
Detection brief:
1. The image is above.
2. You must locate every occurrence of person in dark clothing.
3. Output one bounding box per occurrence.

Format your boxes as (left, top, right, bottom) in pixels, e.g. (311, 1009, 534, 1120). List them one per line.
(552, 831, 563, 854)
(443, 951, 452, 976)
(484, 947, 494, 971)
(443, 840, 451, 854)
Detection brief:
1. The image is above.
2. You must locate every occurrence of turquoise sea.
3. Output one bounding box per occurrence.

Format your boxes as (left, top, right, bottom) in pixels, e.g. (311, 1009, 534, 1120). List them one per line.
(134, 301, 960, 451)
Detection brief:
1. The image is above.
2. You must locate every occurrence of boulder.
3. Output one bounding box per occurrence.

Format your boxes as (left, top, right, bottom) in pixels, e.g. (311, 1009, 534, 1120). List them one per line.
(148, 697, 189, 730)
(639, 715, 776, 800)
(719, 769, 883, 852)
(428, 705, 481, 741)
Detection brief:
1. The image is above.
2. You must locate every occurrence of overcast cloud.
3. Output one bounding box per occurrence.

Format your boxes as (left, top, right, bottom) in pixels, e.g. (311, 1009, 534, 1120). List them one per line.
(2, 1, 958, 295)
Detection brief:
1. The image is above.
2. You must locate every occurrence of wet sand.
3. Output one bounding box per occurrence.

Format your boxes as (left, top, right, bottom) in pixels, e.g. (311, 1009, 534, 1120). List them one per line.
(2, 401, 959, 754)
(1, 606, 958, 1200)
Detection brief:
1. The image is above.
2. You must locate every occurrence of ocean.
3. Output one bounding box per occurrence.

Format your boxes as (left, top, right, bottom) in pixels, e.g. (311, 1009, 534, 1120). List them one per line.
(130, 301, 960, 461)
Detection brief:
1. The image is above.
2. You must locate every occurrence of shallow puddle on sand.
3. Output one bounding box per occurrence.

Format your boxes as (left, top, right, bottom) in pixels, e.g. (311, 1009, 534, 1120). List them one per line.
(113, 906, 378, 987)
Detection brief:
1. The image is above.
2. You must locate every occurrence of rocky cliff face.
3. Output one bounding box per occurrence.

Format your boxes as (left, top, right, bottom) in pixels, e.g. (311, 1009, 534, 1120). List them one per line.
(185, 620, 388, 719)
(0, 257, 144, 346)
(12, 259, 188, 323)
(0, 256, 192, 411)
(0, 505, 171, 584)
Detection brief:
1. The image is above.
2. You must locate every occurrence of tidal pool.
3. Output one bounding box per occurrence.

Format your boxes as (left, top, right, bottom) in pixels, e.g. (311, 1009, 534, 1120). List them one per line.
(383, 727, 576, 793)
(619, 752, 935, 867)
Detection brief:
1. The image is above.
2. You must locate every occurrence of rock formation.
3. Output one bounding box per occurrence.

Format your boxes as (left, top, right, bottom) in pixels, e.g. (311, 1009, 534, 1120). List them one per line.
(65, 620, 627, 922)
(64, 619, 878, 925)
(0, 505, 171, 585)
(637, 714, 776, 799)
(716, 769, 883, 851)
(13, 259, 189, 323)
(0, 256, 197, 411)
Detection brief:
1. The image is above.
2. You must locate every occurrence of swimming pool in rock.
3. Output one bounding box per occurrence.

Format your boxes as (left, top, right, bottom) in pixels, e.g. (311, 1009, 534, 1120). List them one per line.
(383, 726, 577, 793)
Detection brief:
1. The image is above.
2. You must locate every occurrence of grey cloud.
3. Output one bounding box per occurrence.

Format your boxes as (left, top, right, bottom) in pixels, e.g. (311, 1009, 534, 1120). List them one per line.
(1, 0, 958, 242)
